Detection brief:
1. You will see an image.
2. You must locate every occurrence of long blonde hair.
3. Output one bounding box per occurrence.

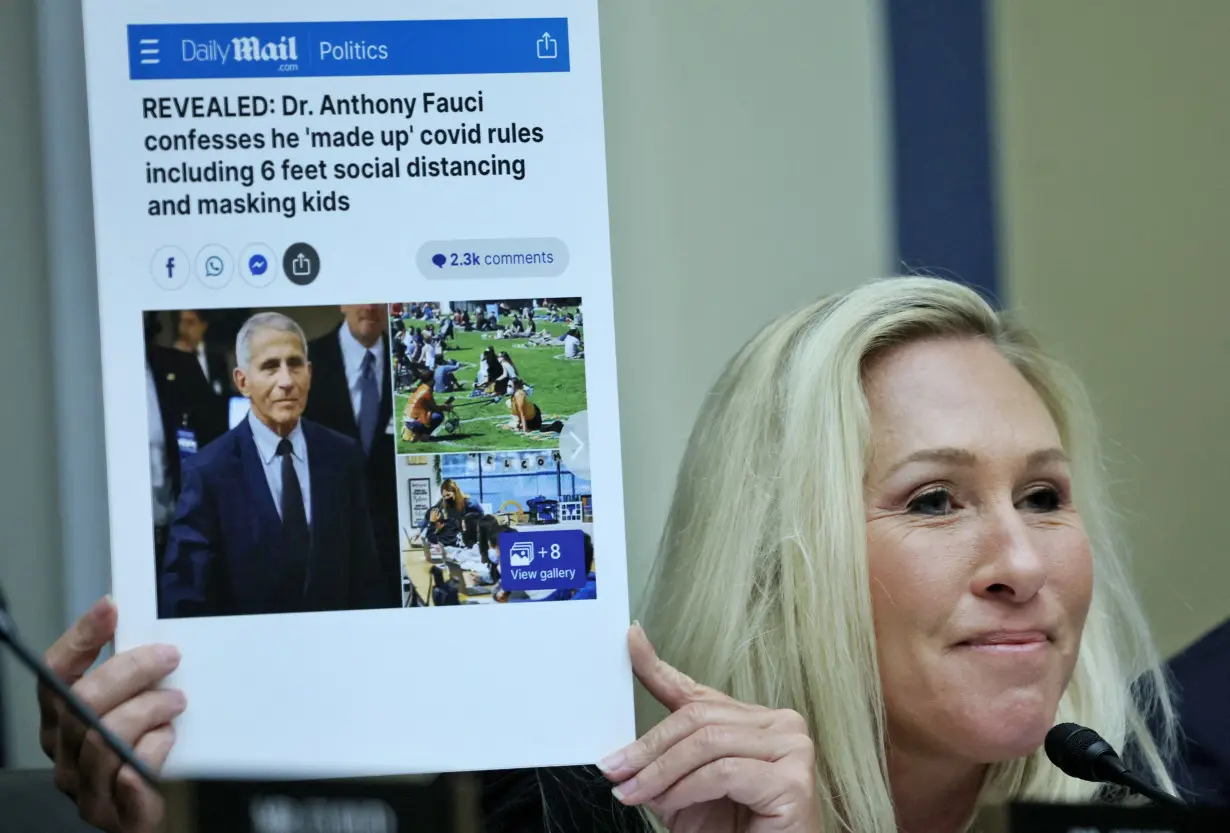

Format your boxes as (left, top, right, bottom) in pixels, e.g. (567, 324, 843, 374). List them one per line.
(638, 277, 1176, 832)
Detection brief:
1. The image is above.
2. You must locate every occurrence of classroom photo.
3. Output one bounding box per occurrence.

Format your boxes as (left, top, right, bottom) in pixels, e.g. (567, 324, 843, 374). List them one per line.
(395, 451, 596, 607)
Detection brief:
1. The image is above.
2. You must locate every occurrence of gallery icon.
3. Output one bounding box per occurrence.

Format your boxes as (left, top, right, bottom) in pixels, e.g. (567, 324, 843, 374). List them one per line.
(194, 244, 233, 289)
(151, 245, 189, 290)
(508, 541, 536, 567)
(282, 242, 320, 285)
(239, 243, 277, 288)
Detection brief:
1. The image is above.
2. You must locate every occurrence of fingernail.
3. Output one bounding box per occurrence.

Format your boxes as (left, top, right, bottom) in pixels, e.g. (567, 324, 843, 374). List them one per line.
(157, 645, 181, 664)
(612, 778, 637, 802)
(91, 595, 114, 620)
(598, 751, 626, 774)
(172, 690, 188, 709)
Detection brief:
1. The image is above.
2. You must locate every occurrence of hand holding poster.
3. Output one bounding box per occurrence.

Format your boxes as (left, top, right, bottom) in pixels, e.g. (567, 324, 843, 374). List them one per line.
(81, 0, 632, 778)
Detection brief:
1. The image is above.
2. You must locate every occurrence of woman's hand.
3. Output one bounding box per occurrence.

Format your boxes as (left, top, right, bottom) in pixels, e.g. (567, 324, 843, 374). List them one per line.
(601, 624, 820, 833)
(38, 596, 183, 833)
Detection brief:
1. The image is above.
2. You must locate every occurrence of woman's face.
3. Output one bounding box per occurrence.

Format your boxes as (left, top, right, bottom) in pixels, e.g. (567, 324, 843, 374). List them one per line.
(862, 337, 1093, 766)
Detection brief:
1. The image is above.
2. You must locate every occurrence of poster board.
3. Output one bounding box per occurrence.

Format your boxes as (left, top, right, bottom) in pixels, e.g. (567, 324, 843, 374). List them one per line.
(80, 0, 633, 778)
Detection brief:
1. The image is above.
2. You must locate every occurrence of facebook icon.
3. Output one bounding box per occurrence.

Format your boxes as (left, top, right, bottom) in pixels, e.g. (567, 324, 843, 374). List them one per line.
(152, 245, 189, 289)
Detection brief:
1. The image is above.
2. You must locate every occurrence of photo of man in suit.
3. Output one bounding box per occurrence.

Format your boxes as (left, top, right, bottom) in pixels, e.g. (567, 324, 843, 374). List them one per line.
(159, 311, 395, 618)
(302, 305, 402, 607)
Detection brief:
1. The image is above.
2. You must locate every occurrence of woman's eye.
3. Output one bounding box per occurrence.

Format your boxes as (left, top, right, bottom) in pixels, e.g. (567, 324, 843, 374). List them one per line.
(1020, 487, 1063, 512)
(907, 488, 953, 515)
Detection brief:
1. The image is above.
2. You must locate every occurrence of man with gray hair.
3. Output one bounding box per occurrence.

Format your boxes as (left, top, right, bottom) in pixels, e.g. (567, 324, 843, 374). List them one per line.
(159, 311, 392, 618)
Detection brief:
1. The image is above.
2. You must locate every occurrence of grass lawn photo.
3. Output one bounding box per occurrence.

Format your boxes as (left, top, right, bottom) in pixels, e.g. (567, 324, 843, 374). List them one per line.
(393, 303, 586, 453)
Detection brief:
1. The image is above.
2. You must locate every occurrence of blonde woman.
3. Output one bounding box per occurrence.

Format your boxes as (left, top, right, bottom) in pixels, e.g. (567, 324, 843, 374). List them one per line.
(37, 277, 1179, 833)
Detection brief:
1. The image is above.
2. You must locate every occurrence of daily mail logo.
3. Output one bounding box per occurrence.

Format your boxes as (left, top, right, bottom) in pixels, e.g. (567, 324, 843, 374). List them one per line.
(181, 34, 299, 65)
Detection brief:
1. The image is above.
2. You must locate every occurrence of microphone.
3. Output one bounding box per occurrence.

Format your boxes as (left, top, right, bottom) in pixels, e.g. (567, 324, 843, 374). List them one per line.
(1045, 722, 1181, 808)
(0, 585, 161, 790)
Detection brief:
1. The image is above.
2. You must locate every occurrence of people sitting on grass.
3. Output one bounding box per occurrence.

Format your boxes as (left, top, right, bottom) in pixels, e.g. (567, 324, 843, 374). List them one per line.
(562, 327, 583, 359)
(438, 315, 455, 346)
(416, 479, 483, 548)
(433, 355, 463, 392)
(494, 351, 520, 394)
(507, 379, 565, 435)
(473, 347, 502, 394)
(525, 330, 556, 347)
(401, 368, 453, 443)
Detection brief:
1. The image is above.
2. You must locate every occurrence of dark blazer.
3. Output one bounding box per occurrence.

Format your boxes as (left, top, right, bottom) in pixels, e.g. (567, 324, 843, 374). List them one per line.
(198, 345, 232, 399)
(1168, 617, 1230, 806)
(303, 324, 401, 606)
(159, 416, 393, 618)
(147, 345, 228, 499)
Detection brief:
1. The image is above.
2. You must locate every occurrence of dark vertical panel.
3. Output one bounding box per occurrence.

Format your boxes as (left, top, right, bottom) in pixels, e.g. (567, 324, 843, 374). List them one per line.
(885, 0, 1000, 304)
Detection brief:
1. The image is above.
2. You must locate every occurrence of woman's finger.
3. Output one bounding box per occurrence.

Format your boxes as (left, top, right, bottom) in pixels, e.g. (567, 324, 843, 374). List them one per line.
(57, 645, 179, 783)
(39, 596, 117, 759)
(628, 623, 727, 713)
(115, 726, 175, 833)
(72, 644, 182, 716)
(611, 724, 809, 806)
(75, 689, 186, 817)
(600, 700, 771, 781)
(43, 596, 117, 684)
(646, 757, 817, 822)
(98, 688, 187, 758)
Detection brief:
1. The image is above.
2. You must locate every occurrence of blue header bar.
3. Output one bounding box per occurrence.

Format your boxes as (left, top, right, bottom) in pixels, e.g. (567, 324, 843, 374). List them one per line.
(127, 18, 570, 80)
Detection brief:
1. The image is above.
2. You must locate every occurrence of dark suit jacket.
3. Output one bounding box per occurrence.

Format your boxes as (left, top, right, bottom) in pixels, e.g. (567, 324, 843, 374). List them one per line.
(1168, 617, 1230, 806)
(198, 345, 232, 399)
(159, 417, 393, 618)
(303, 325, 401, 606)
(147, 345, 228, 499)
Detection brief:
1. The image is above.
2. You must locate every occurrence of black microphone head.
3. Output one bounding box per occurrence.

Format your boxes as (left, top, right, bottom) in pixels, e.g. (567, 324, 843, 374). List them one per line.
(1045, 723, 1119, 783)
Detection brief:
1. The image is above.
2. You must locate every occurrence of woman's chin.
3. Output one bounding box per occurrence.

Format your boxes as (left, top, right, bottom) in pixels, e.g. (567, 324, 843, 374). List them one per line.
(955, 698, 1057, 762)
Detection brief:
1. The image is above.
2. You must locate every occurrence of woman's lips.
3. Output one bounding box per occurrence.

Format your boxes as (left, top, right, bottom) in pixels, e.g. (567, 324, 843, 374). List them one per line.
(957, 630, 1051, 655)
(964, 630, 1050, 645)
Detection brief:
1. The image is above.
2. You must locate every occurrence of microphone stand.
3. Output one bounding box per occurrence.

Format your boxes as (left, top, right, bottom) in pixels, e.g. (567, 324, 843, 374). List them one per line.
(0, 597, 161, 790)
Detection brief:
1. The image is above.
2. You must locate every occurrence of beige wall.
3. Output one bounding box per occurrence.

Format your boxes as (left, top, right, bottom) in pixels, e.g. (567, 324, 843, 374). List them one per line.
(600, 0, 892, 609)
(992, 0, 1230, 656)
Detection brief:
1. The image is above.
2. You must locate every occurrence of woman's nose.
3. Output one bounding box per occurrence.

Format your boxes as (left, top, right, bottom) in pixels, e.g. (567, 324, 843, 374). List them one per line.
(971, 505, 1047, 603)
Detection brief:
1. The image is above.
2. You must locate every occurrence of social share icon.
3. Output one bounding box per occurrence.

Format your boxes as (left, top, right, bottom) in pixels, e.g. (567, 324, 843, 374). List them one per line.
(282, 242, 320, 285)
(194, 244, 233, 288)
(239, 243, 276, 288)
(508, 541, 535, 567)
(537, 32, 558, 59)
(151, 245, 189, 290)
